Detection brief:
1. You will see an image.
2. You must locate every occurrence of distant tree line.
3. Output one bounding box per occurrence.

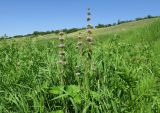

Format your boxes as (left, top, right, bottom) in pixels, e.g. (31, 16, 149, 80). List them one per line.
(1, 15, 159, 39)
(10, 27, 86, 39)
(31, 28, 86, 37)
(95, 15, 160, 28)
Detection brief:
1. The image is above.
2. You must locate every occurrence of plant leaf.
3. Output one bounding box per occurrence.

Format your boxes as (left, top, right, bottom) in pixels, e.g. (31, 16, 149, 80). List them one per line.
(66, 85, 80, 96)
(50, 86, 64, 95)
(51, 110, 64, 113)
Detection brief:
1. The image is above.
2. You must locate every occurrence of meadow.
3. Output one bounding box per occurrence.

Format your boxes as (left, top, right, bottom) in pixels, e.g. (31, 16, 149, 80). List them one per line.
(0, 18, 160, 113)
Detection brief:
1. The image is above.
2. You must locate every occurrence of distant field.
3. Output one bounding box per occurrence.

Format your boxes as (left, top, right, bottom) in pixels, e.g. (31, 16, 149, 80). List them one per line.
(6, 17, 159, 41)
(0, 18, 160, 113)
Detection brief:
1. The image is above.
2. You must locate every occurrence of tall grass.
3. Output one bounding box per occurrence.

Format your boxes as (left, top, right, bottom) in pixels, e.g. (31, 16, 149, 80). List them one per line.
(0, 20, 160, 113)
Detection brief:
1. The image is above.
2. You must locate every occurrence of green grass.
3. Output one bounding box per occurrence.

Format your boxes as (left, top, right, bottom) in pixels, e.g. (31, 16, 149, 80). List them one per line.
(0, 18, 160, 113)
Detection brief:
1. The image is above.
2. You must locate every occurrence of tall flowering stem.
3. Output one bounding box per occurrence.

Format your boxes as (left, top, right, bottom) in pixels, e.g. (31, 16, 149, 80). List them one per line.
(58, 31, 66, 85)
(86, 8, 96, 72)
(86, 8, 93, 57)
(83, 8, 95, 103)
(75, 32, 83, 84)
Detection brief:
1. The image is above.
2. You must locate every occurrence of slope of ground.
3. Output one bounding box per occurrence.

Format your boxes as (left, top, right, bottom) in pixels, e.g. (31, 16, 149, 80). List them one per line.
(0, 17, 160, 113)
(70, 17, 160, 37)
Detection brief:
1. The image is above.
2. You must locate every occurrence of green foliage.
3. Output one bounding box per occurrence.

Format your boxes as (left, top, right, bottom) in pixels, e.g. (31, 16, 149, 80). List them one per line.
(50, 86, 64, 95)
(51, 110, 64, 113)
(0, 19, 160, 113)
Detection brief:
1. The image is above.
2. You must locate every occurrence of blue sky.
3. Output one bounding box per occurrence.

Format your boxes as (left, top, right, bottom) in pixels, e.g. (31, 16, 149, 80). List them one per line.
(0, 0, 160, 36)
